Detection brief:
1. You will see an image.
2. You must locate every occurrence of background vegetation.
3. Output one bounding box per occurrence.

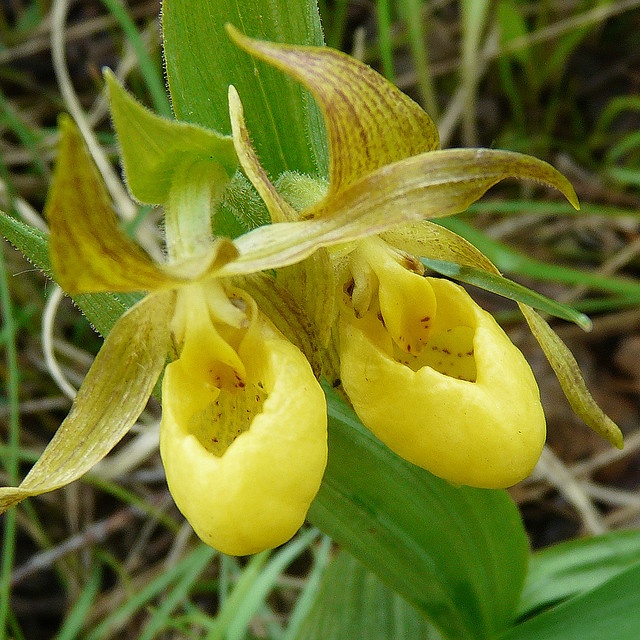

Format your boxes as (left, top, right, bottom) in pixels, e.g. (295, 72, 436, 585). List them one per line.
(2, 0, 640, 637)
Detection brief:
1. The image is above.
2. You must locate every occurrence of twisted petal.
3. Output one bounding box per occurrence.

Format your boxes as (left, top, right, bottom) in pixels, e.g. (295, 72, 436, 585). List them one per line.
(340, 276, 546, 489)
(221, 148, 578, 276)
(47, 117, 178, 293)
(0, 291, 175, 513)
(521, 306, 623, 449)
(160, 285, 327, 555)
(227, 25, 439, 197)
(229, 86, 296, 223)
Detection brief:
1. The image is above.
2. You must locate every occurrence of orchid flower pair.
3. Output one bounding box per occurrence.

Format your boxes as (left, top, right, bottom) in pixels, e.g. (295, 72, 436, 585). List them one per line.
(0, 27, 621, 555)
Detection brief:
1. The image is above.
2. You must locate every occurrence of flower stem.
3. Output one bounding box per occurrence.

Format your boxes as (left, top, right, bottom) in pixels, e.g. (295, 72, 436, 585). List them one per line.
(164, 157, 229, 264)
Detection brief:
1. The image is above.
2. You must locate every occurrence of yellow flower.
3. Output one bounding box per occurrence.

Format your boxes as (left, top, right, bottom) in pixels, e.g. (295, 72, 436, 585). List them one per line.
(0, 115, 328, 556)
(225, 26, 622, 487)
(339, 236, 545, 488)
(162, 283, 326, 555)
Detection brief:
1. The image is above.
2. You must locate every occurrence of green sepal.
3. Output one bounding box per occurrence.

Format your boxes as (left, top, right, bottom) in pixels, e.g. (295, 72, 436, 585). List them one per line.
(227, 26, 439, 195)
(421, 257, 592, 331)
(105, 70, 238, 204)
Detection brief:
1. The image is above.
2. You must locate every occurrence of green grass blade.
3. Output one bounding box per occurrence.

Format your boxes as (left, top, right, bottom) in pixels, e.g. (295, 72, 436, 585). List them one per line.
(421, 257, 592, 330)
(375, 0, 396, 83)
(138, 545, 217, 640)
(207, 530, 318, 640)
(0, 86, 47, 177)
(98, 0, 172, 118)
(0, 216, 21, 640)
(87, 544, 216, 640)
(203, 551, 271, 640)
(440, 217, 640, 297)
(397, 0, 438, 119)
(53, 563, 103, 640)
(282, 535, 333, 640)
(460, 0, 491, 145)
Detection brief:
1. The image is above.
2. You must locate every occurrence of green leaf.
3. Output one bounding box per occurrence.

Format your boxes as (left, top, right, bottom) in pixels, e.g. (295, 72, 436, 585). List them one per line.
(309, 386, 530, 640)
(105, 70, 237, 204)
(421, 257, 592, 330)
(518, 530, 640, 618)
(296, 549, 442, 640)
(161, 0, 327, 178)
(499, 561, 640, 640)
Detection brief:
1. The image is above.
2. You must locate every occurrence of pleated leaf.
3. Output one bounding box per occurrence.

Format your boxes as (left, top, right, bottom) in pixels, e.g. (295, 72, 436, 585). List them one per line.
(162, 0, 327, 177)
(518, 529, 640, 618)
(296, 550, 442, 640)
(499, 561, 640, 640)
(308, 386, 530, 640)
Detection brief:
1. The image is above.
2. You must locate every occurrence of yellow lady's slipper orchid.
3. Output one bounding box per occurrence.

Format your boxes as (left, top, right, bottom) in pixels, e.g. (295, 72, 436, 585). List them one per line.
(161, 282, 327, 555)
(339, 237, 545, 488)
(225, 27, 622, 487)
(0, 114, 328, 556)
(0, 25, 622, 554)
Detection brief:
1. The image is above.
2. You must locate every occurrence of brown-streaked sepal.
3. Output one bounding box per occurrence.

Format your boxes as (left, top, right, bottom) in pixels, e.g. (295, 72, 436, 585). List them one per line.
(47, 117, 182, 293)
(227, 25, 439, 197)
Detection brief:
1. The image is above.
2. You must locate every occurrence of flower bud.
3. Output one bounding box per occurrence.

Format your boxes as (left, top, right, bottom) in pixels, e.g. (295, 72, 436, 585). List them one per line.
(161, 283, 327, 555)
(339, 242, 545, 489)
